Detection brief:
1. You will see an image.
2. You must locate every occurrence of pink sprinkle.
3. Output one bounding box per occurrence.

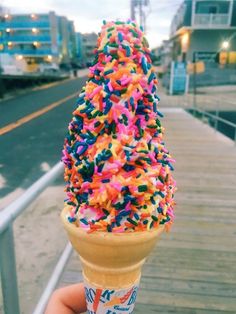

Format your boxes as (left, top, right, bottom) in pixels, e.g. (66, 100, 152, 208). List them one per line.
(105, 55, 112, 62)
(114, 160, 122, 167)
(113, 227, 125, 233)
(81, 182, 90, 189)
(111, 182, 122, 192)
(148, 81, 154, 93)
(89, 86, 103, 99)
(148, 152, 156, 163)
(121, 76, 132, 85)
(117, 123, 126, 134)
(89, 65, 96, 74)
(162, 147, 168, 153)
(125, 201, 131, 210)
(167, 207, 174, 218)
(108, 81, 113, 92)
(132, 90, 142, 101)
(166, 158, 175, 163)
(156, 182, 164, 189)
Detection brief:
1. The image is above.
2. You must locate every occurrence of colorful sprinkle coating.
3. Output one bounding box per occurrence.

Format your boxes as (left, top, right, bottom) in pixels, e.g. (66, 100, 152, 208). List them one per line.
(62, 20, 176, 233)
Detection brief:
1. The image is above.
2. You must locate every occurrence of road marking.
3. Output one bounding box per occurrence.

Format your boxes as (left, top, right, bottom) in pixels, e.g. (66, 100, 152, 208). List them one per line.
(40, 162, 51, 172)
(0, 173, 6, 189)
(0, 92, 78, 136)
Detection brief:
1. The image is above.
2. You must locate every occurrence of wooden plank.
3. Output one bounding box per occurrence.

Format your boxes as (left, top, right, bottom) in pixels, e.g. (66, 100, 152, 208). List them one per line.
(58, 109, 236, 312)
(134, 303, 235, 314)
(135, 289, 236, 311)
(142, 266, 236, 284)
(139, 277, 236, 298)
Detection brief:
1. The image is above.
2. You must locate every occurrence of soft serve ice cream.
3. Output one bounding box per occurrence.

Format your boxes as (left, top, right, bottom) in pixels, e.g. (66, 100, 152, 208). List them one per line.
(62, 20, 176, 233)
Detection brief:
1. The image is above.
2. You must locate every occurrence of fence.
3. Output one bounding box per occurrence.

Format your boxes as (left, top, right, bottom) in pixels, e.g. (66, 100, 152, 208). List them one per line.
(189, 107, 236, 145)
(162, 62, 236, 91)
(0, 162, 72, 314)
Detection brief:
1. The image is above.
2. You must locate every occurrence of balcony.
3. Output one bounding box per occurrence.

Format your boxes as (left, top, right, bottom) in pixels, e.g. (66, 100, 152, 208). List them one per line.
(4, 48, 54, 56)
(0, 21, 50, 29)
(4, 35, 51, 43)
(193, 13, 230, 27)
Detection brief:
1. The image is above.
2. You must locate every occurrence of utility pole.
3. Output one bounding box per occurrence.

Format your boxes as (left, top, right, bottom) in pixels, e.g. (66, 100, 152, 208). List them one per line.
(131, 0, 135, 21)
(130, 0, 150, 32)
(0, 5, 5, 98)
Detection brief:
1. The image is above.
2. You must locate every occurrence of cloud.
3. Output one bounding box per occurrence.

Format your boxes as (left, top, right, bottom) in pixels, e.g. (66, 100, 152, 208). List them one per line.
(51, 0, 129, 20)
(5, 0, 54, 12)
(3, 0, 183, 48)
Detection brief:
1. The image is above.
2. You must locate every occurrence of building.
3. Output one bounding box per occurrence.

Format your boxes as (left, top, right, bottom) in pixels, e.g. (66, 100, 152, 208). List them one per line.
(170, 0, 236, 63)
(0, 10, 76, 72)
(76, 32, 98, 67)
(152, 40, 173, 74)
(76, 32, 83, 64)
(58, 16, 76, 64)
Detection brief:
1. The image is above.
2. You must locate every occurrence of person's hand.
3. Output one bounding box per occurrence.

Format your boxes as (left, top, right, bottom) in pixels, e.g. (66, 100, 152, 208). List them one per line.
(45, 283, 87, 314)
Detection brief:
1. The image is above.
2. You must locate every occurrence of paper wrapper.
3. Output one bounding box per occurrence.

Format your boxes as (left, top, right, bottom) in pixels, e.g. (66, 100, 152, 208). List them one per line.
(84, 277, 140, 314)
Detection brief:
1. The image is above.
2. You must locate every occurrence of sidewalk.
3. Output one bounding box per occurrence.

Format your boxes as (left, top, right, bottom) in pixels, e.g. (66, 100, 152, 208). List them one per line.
(59, 108, 236, 313)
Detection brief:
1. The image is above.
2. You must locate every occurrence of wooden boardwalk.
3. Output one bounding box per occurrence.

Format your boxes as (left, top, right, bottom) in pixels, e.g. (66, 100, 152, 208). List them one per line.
(59, 108, 236, 313)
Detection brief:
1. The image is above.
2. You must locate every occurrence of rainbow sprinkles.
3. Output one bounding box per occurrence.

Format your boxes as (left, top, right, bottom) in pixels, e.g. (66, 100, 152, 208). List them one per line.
(62, 20, 176, 233)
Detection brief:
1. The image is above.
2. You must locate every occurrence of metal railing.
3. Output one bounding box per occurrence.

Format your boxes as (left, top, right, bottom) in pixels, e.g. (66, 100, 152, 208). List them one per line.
(0, 162, 71, 314)
(0, 22, 50, 28)
(3, 48, 53, 55)
(193, 13, 229, 27)
(33, 243, 72, 314)
(4, 35, 51, 42)
(190, 107, 236, 144)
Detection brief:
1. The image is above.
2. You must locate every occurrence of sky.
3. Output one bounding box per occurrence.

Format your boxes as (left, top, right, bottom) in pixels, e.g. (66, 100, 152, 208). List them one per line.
(2, 0, 183, 48)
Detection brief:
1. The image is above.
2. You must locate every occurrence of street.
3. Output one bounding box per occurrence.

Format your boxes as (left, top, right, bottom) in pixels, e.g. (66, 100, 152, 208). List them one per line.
(1, 77, 236, 205)
(0, 76, 87, 205)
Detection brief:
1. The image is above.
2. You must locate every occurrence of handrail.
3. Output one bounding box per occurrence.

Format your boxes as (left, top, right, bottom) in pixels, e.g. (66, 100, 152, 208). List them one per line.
(0, 162, 63, 233)
(200, 109, 236, 128)
(190, 107, 236, 144)
(33, 243, 73, 314)
(0, 161, 64, 314)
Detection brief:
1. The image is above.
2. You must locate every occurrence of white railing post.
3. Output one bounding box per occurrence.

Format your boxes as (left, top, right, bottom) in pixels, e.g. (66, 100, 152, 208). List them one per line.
(0, 224, 20, 314)
(33, 243, 73, 314)
(0, 162, 64, 314)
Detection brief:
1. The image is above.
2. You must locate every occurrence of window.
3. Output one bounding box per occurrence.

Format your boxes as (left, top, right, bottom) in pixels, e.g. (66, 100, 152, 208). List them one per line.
(195, 1, 230, 14)
(209, 6, 217, 14)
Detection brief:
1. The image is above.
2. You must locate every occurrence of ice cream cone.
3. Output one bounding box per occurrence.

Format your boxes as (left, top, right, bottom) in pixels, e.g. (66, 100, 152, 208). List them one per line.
(61, 19, 176, 313)
(61, 206, 164, 313)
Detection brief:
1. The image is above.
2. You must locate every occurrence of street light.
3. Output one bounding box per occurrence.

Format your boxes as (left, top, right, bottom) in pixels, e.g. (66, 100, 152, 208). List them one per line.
(220, 37, 232, 65)
(32, 28, 38, 34)
(16, 55, 23, 60)
(221, 40, 229, 50)
(181, 32, 189, 62)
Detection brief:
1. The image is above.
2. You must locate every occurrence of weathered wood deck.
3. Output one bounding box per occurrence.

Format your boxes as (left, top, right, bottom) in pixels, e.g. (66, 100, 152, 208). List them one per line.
(59, 108, 236, 313)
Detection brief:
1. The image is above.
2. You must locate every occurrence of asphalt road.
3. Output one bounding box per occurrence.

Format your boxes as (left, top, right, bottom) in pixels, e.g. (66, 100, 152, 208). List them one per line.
(0, 76, 87, 200)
